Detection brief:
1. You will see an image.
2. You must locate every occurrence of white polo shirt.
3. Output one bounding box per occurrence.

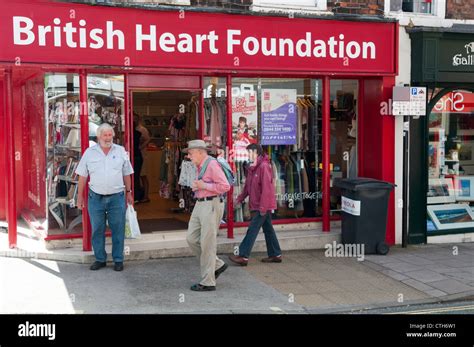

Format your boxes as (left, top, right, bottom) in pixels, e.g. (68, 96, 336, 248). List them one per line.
(75, 144, 134, 195)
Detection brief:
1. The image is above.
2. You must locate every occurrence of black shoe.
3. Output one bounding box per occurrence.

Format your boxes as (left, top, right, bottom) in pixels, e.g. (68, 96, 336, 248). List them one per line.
(215, 263, 228, 280)
(90, 261, 106, 271)
(190, 283, 216, 292)
(114, 262, 124, 271)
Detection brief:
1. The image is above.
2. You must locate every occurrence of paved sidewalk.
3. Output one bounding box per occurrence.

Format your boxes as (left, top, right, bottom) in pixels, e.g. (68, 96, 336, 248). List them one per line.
(1, 243, 472, 314)
(363, 243, 474, 298)
(0, 256, 305, 314)
(241, 243, 474, 313)
(242, 250, 429, 311)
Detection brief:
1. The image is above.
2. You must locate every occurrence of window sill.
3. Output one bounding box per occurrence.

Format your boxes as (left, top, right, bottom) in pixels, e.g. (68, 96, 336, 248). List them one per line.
(251, 5, 330, 14)
(386, 11, 449, 27)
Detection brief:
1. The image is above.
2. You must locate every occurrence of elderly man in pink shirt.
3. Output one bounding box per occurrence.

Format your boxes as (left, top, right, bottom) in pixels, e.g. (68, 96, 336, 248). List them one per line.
(183, 140, 231, 292)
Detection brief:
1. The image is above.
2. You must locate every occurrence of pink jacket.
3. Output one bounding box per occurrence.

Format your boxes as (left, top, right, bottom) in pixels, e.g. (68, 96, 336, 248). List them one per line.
(237, 154, 277, 213)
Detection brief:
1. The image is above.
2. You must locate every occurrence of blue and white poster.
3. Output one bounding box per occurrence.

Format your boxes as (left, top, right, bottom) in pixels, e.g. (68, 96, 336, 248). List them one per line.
(261, 89, 297, 145)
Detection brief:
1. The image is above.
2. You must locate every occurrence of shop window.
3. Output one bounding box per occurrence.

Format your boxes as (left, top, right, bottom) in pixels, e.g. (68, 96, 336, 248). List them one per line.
(46, 73, 124, 235)
(427, 90, 474, 233)
(87, 75, 125, 146)
(231, 77, 322, 222)
(46, 73, 82, 234)
(390, 0, 434, 14)
(329, 79, 358, 216)
(402, 0, 433, 13)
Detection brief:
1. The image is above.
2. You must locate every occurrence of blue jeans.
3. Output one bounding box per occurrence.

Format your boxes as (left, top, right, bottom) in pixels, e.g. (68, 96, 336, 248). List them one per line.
(87, 190, 126, 263)
(239, 211, 282, 259)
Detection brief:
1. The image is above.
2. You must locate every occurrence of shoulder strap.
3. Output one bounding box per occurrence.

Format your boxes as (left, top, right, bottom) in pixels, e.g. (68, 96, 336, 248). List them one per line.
(198, 157, 215, 180)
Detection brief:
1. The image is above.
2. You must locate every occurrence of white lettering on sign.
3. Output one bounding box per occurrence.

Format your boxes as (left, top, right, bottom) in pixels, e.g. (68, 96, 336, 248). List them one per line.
(452, 42, 474, 67)
(12, 16, 376, 60)
(13, 16, 125, 50)
(434, 92, 465, 113)
(341, 196, 361, 216)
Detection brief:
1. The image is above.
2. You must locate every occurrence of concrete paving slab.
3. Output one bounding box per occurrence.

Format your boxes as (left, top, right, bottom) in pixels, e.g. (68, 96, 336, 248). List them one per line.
(427, 279, 474, 295)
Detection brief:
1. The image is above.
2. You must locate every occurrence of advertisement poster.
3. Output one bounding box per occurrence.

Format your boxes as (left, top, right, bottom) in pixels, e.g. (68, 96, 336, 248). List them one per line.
(261, 89, 297, 145)
(232, 90, 258, 162)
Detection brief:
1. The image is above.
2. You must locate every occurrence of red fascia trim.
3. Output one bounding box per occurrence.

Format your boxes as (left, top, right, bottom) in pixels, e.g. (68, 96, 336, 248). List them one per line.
(322, 76, 331, 232)
(226, 75, 234, 239)
(0, 63, 397, 78)
(394, 22, 400, 77)
(5, 69, 17, 249)
(79, 71, 92, 252)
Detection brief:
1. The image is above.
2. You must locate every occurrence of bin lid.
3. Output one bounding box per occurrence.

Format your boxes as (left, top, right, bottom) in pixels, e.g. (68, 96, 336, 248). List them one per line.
(334, 177, 396, 191)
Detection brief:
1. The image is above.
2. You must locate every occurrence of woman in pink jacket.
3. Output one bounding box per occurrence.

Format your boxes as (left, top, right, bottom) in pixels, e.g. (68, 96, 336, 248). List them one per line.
(229, 144, 282, 266)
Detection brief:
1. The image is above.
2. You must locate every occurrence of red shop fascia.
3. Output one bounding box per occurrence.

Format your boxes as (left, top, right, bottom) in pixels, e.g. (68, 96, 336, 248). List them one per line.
(0, 0, 399, 251)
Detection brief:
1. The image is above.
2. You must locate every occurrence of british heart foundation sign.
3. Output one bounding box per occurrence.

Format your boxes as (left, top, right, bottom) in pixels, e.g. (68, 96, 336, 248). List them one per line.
(0, 0, 397, 74)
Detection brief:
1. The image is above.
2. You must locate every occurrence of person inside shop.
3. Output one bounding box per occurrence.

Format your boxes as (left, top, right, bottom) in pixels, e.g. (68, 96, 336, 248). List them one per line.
(229, 144, 282, 266)
(75, 123, 134, 272)
(133, 117, 145, 202)
(133, 112, 151, 203)
(184, 140, 230, 291)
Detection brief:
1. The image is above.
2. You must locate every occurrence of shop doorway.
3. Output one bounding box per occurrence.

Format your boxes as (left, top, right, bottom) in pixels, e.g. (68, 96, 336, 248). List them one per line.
(131, 90, 200, 233)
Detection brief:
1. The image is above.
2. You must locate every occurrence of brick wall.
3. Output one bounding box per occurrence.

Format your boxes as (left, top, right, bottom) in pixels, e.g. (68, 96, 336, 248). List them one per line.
(327, 0, 385, 15)
(446, 0, 474, 20)
(64, 0, 252, 10)
(63, 0, 387, 15)
(190, 0, 251, 9)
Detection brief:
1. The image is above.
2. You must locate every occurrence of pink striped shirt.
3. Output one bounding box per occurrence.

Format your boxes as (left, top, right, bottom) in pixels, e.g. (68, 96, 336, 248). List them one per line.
(194, 156, 230, 199)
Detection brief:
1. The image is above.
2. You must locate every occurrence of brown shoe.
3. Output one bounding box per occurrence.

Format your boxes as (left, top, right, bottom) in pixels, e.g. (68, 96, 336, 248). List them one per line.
(228, 255, 248, 266)
(261, 255, 282, 263)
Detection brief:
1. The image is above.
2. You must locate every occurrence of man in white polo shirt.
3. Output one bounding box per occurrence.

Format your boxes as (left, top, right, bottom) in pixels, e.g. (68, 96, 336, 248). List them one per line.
(76, 123, 134, 271)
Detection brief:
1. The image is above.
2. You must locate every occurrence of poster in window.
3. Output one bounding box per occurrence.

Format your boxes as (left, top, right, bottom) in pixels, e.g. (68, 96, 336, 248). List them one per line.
(261, 89, 297, 145)
(232, 90, 258, 162)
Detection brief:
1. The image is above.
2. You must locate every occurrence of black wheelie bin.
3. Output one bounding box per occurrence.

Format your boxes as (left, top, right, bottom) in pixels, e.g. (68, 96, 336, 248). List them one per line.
(334, 177, 396, 255)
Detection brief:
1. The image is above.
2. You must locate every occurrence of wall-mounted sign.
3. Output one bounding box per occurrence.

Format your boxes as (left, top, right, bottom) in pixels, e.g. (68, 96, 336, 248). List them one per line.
(452, 41, 474, 67)
(392, 86, 427, 116)
(439, 39, 474, 72)
(0, 1, 397, 74)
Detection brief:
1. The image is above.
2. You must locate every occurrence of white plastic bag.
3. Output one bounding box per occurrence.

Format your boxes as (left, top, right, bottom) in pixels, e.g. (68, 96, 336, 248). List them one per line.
(125, 204, 141, 239)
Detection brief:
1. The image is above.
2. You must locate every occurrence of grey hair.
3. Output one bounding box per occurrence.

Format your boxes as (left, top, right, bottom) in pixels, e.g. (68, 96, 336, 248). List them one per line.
(96, 123, 115, 138)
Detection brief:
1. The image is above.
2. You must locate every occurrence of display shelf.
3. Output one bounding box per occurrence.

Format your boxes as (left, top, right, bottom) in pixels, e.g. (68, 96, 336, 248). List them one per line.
(57, 175, 78, 184)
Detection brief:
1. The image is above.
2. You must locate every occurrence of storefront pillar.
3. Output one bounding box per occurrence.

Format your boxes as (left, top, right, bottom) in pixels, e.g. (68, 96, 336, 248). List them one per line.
(4, 69, 17, 248)
(79, 71, 92, 252)
(359, 77, 396, 245)
(382, 77, 396, 245)
(322, 76, 330, 232)
(226, 75, 234, 239)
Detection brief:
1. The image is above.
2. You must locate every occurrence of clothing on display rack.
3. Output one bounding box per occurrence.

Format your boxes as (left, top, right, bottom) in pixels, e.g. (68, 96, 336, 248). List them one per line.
(295, 97, 317, 152)
(203, 97, 227, 146)
(185, 97, 200, 140)
(159, 141, 185, 199)
(168, 114, 186, 141)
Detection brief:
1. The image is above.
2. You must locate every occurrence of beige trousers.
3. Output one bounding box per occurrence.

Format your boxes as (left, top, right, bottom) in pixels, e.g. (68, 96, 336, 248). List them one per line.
(186, 197, 226, 287)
